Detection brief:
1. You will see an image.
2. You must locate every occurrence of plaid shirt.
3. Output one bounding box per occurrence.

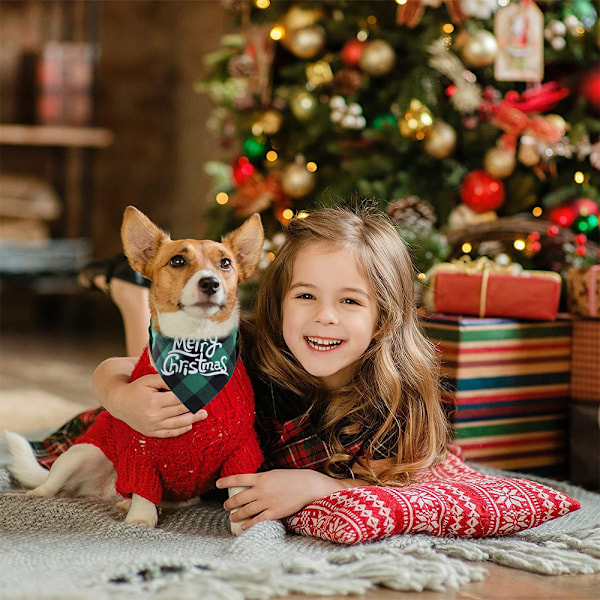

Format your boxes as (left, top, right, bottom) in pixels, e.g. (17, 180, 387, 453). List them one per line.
(31, 374, 368, 474)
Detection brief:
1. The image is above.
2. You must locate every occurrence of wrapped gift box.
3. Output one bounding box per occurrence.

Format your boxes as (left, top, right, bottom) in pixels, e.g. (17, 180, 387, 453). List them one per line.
(571, 318, 600, 403)
(567, 266, 600, 319)
(569, 401, 599, 490)
(422, 314, 571, 477)
(424, 258, 561, 321)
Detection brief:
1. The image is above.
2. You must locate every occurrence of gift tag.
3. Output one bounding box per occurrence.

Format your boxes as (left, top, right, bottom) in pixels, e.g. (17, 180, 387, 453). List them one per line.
(494, 0, 544, 82)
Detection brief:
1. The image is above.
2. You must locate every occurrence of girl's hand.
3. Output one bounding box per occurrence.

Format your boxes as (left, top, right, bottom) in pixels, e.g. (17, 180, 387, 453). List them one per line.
(217, 469, 360, 531)
(92, 356, 207, 437)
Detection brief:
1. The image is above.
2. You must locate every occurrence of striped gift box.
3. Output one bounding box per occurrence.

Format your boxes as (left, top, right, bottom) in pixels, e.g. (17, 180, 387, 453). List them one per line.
(422, 314, 571, 477)
(571, 319, 600, 403)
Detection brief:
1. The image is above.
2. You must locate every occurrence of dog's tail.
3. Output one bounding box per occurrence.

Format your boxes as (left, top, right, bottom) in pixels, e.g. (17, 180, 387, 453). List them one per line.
(5, 431, 49, 489)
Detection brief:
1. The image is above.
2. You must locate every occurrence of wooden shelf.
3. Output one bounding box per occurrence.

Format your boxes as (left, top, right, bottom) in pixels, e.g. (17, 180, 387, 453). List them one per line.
(0, 124, 113, 148)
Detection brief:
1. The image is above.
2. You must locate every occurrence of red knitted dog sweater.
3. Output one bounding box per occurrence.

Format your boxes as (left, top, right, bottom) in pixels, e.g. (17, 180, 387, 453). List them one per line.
(75, 348, 263, 504)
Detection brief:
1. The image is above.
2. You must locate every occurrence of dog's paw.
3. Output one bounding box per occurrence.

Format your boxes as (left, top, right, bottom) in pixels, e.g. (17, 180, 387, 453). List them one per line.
(230, 520, 245, 536)
(115, 498, 132, 512)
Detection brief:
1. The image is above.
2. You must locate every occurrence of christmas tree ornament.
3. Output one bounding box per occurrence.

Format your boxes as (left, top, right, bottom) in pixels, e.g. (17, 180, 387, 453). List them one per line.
(289, 89, 317, 120)
(232, 156, 256, 186)
(229, 172, 283, 216)
(359, 40, 396, 76)
(427, 38, 483, 114)
(386, 196, 437, 229)
(281, 161, 316, 198)
(460, 170, 505, 213)
(494, 1, 544, 82)
(305, 60, 333, 88)
(563, 0, 597, 30)
(572, 197, 600, 217)
(285, 25, 326, 59)
(460, 30, 498, 68)
(590, 141, 600, 170)
(484, 146, 516, 179)
(544, 20, 567, 51)
(548, 203, 580, 227)
(461, 0, 499, 20)
(255, 109, 283, 136)
(332, 68, 363, 96)
(280, 6, 323, 34)
(579, 69, 600, 111)
(341, 39, 366, 67)
(242, 137, 267, 162)
(517, 131, 541, 167)
(446, 203, 498, 230)
(373, 114, 398, 130)
(573, 214, 600, 242)
(399, 99, 434, 140)
(423, 120, 457, 159)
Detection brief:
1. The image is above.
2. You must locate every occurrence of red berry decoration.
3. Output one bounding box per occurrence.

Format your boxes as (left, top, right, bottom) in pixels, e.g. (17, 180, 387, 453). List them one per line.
(232, 156, 256, 186)
(341, 39, 366, 67)
(459, 170, 505, 213)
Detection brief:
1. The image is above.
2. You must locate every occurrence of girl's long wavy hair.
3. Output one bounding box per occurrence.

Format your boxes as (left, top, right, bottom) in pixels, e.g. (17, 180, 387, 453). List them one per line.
(247, 206, 449, 486)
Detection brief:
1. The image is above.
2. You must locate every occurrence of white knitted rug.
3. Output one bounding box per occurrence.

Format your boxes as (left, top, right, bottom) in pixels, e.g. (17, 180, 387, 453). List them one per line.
(1, 436, 599, 600)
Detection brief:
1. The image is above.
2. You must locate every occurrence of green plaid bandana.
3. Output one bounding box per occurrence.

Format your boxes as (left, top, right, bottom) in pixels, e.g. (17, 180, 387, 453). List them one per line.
(149, 325, 238, 414)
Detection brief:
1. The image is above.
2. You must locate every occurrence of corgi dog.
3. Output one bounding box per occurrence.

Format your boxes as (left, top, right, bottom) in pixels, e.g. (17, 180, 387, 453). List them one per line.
(5, 206, 264, 535)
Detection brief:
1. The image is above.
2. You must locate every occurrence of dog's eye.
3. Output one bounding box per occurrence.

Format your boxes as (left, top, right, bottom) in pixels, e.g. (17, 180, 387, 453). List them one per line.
(219, 258, 232, 271)
(169, 255, 187, 268)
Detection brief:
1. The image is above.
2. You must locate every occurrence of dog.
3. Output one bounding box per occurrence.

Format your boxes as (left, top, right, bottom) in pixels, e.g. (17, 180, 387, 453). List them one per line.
(5, 206, 264, 534)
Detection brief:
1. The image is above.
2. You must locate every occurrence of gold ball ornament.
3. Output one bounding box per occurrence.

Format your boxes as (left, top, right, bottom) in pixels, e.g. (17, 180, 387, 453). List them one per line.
(460, 30, 498, 68)
(281, 163, 316, 198)
(484, 147, 516, 179)
(280, 6, 323, 33)
(358, 40, 396, 76)
(256, 110, 283, 136)
(423, 120, 457, 159)
(289, 90, 317, 120)
(518, 130, 541, 167)
(544, 114, 568, 137)
(399, 99, 434, 140)
(285, 25, 326, 59)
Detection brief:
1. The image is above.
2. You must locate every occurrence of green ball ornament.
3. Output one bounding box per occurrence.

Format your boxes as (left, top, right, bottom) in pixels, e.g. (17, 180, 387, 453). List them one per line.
(373, 114, 397, 130)
(242, 137, 267, 162)
(573, 213, 599, 241)
(564, 0, 597, 29)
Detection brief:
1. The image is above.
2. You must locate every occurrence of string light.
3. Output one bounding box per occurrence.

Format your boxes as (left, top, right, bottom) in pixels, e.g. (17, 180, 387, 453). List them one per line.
(270, 26, 284, 41)
(282, 208, 294, 221)
(461, 242, 472, 254)
(297, 211, 310, 219)
(532, 206, 543, 217)
(215, 192, 229, 205)
(513, 239, 526, 251)
(442, 23, 454, 34)
(255, 0, 269, 8)
(266, 150, 278, 162)
(306, 161, 318, 172)
(574, 171, 585, 184)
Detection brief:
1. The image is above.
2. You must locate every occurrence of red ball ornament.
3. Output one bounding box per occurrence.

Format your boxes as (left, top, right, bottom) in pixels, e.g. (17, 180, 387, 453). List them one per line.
(459, 170, 505, 213)
(548, 203, 580, 227)
(232, 156, 256, 186)
(572, 197, 600, 217)
(341, 39, 365, 67)
(580, 69, 600, 111)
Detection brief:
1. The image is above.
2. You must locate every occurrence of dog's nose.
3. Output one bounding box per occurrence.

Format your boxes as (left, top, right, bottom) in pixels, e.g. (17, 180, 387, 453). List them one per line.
(199, 276, 220, 296)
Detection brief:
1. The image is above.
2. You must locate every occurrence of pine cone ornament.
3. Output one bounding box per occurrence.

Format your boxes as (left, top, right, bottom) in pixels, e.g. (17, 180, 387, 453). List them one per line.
(331, 68, 363, 96)
(387, 196, 437, 230)
(228, 54, 256, 78)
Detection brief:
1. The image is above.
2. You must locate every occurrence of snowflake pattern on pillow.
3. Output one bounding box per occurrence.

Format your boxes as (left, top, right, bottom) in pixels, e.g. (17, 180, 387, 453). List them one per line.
(285, 449, 580, 544)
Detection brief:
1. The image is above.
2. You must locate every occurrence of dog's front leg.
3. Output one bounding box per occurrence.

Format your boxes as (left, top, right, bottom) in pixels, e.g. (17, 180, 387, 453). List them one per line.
(125, 493, 158, 527)
(228, 486, 250, 536)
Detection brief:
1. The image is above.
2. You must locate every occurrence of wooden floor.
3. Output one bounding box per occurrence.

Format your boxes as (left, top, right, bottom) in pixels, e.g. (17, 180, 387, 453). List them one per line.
(1, 289, 599, 600)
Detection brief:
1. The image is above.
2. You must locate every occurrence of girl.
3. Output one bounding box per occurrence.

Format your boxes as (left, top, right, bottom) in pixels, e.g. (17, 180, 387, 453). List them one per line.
(31, 206, 449, 531)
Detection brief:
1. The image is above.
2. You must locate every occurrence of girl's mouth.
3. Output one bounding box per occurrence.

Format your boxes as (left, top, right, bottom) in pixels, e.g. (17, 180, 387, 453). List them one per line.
(305, 336, 343, 351)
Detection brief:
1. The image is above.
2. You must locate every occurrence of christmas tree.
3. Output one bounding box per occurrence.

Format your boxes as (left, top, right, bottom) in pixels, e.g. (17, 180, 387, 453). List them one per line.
(197, 0, 599, 277)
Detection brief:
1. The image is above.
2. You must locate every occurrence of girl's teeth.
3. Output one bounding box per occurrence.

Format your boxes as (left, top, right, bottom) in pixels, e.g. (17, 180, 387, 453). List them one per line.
(306, 337, 342, 351)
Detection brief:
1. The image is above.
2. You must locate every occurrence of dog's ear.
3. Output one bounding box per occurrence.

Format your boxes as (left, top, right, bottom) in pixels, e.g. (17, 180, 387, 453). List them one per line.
(121, 206, 170, 278)
(222, 213, 264, 282)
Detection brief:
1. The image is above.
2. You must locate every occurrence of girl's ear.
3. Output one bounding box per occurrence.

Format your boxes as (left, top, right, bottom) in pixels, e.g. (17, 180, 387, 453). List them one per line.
(222, 214, 265, 281)
(121, 206, 170, 277)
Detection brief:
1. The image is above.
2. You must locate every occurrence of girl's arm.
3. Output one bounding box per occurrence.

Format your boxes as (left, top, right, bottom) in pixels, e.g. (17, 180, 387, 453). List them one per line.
(217, 468, 372, 531)
(92, 356, 207, 437)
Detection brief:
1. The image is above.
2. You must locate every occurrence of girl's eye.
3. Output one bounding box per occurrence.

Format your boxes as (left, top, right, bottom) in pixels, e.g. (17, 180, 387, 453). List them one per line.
(169, 255, 187, 268)
(219, 258, 232, 271)
(342, 298, 361, 306)
(296, 293, 314, 300)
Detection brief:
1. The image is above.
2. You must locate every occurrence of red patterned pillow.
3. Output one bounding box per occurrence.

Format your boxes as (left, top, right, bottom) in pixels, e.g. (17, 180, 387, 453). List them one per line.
(285, 449, 580, 544)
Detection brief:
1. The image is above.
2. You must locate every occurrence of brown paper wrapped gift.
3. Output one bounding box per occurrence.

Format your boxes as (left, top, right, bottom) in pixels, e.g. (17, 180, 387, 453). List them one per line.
(571, 318, 600, 403)
(424, 257, 561, 321)
(567, 266, 600, 319)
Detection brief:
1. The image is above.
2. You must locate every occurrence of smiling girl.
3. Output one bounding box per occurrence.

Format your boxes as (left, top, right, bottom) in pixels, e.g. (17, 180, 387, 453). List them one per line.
(29, 206, 449, 530)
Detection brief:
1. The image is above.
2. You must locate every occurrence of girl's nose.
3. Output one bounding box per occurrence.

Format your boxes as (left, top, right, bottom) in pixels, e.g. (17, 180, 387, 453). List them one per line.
(315, 304, 339, 325)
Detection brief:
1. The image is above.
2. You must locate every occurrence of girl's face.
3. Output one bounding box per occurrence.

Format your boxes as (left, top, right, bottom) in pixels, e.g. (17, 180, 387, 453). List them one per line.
(282, 241, 378, 390)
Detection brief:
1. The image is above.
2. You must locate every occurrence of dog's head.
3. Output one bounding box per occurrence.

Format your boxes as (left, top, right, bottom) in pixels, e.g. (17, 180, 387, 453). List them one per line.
(121, 206, 264, 339)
